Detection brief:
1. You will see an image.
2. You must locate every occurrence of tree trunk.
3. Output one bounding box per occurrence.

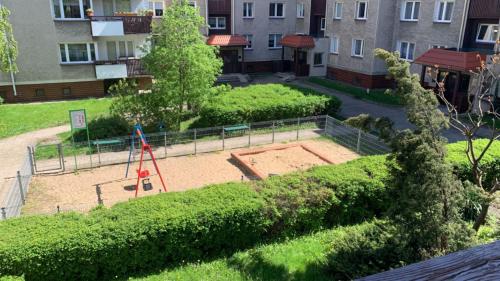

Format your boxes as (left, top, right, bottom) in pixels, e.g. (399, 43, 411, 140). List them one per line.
(473, 203, 489, 231)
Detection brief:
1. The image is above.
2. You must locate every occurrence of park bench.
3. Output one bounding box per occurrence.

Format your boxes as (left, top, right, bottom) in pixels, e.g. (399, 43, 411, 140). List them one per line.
(223, 124, 249, 136)
(92, 139, 126, 153)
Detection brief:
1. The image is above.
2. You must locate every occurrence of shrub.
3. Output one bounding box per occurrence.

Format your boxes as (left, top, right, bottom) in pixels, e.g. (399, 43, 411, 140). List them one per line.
(73, 115, 131, 141)
(194, 84, 341, 127)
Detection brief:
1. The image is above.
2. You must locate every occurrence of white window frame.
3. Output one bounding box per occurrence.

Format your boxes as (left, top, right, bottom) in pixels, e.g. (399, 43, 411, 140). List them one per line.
(434, 0, 454, 23)
(269, 3, 285, 18)
(51, 0, 93, 20)
(320, 18, 326, 31)
(243, 2, 254, 18)
(401, 1, 420, 21)
(313, 53, 324, 66)
(355, 1, 367, 20)
(334, 2, 343, 19)
(113, 40, 135, 59)
(297, 3, 305, 18)
(397, 41, 416, 61)
(268, 33, 282, 49)
(208, 17, 226, 30)
(476, 24, 499, 44)
(244, 34, 253, 50)
(149, 1, 165, 18)
(351, 39, 364, 57)
(330, 36, 339, 54)
(59, 42, 97, 64)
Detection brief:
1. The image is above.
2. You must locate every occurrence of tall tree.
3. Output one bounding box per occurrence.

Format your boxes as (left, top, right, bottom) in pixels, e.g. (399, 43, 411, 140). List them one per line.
(142, 0, 222, 129)
(375, 49, 471, 260)
(0, 4, 18, 98)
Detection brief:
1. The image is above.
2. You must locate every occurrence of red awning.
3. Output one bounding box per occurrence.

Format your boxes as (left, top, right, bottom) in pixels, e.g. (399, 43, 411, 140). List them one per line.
(280, 35, 315, 49)
(207, 35, 248, 46)
(414, 49, 485, 72)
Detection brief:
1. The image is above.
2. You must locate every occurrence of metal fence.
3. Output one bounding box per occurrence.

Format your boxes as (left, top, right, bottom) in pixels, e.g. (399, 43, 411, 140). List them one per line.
(1, 115, 390, 219)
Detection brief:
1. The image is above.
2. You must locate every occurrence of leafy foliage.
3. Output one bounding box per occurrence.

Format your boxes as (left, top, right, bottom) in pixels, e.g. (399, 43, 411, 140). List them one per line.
(375, 49, 472, 259)
(0, 6, 17, 73)
(72, 115, 131, 141)
(194, 84, 341, 127)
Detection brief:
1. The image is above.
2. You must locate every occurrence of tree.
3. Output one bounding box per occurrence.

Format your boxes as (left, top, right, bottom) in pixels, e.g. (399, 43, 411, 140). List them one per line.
(142, 0, 222, 129)
(375, 49, 472, 260)
(0, 4, 18, 96)
(429, 49, 499, 231)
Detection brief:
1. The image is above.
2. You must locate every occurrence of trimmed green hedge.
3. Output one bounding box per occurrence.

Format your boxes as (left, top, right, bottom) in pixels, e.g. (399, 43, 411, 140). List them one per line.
(194, 84, 341, 127)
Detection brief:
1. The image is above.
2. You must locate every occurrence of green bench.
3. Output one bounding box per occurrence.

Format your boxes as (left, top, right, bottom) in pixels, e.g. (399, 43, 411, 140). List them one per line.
(224, 124, 249, 133)
(91, 139, 124, 147)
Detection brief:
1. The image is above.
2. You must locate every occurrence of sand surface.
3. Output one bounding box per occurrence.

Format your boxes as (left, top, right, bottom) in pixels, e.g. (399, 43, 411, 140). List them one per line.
(23, 139, 358, 215)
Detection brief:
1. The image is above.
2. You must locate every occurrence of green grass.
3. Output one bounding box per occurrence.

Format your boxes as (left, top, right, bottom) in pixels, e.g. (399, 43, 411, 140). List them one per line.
(132, 227, 339, 281)
(0, 98, 114, 139)
(308, 77, 402, 106)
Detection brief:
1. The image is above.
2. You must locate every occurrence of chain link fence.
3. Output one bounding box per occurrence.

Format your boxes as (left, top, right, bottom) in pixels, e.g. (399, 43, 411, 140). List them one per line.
(1, 115, 390, 220)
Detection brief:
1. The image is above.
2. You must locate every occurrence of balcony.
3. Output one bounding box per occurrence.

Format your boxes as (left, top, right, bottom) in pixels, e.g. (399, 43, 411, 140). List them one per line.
(90, 16, 152, 36)
(95, 59, 149, 80)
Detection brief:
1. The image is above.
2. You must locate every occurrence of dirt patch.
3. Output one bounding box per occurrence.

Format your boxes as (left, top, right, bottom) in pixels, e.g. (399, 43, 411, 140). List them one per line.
(23, 139, 358, 215)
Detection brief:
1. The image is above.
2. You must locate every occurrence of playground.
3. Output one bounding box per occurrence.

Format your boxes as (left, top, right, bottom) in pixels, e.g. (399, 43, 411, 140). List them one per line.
(22, 139, 358, 215)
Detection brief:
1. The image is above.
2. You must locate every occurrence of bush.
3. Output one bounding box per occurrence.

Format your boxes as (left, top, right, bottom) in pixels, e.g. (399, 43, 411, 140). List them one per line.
(73, 115, 131, 141)
(194, 84, 341, 127)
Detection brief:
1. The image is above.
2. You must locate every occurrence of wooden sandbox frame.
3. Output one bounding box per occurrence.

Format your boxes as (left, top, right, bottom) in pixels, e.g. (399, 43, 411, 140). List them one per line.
(230, 143, 334, 180)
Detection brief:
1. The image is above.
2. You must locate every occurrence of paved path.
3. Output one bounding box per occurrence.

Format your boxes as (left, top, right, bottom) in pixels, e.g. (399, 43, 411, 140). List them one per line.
(291, 79, 472, 143)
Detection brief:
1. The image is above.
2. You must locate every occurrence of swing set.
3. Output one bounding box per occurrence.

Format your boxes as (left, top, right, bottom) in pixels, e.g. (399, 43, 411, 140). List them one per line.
(125, 124, 167, 197)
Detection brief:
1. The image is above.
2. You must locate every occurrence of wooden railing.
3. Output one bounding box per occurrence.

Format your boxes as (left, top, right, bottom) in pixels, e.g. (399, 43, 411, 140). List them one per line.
(90, 16, 152, 34)
(95, 59, 149, 77)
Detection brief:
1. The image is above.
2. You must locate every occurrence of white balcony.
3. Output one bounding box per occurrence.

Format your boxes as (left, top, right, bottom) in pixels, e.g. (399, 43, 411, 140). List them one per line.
(91, 20, 125, 37)
(95, 64, 128, 79)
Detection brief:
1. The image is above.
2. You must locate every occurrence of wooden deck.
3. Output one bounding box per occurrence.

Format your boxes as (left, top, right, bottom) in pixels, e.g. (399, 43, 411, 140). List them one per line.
(358, 240, 500, 281)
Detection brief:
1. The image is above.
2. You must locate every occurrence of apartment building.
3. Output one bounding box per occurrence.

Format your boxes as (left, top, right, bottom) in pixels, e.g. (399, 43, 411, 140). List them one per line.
(0, 0, 157, 103)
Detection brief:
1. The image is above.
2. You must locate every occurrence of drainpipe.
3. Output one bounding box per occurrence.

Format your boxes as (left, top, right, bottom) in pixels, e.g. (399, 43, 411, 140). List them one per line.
(231, 0, 234, 35)
(0, 0, 17, 96)
(457, 0, 470, 51)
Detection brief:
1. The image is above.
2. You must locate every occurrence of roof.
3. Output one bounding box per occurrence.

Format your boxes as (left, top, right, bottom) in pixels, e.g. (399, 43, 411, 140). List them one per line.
(280, 35, 315, 48)
(414, 48, 484, 72)
(206, 35, 248, 46)
(358, 240, 500, 281)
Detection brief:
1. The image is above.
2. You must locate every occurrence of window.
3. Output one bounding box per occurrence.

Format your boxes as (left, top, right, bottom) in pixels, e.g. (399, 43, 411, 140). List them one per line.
(320, 18, 326, 30)
(269, 3, 284, 18)
(243, 2, 254, 18)
(476, 24, 499, 44)
(398, 41, 416, 61)
(435, 0, 454, 22)
(188, 1, 196, 7)
(51, 0, 92, 19)
(314, 53, 323, 66)
(208, 17, 226, 29)
(59, 43, 96, 63)
(355, 1, 367, 20)
(62, 88, 72, 96)
(430, 44, 447, 49)
(297, 3, 304, 18)
(244, 34, 253, 50)
(351, 39, 364, 57)
(268, 33, 282, 49)
(149, 1, 164, 17)
(334, 2, 343, 19)
(401, 1, 420, 21)
(35, 89, 45, 97)
(330, 36, 339, 54)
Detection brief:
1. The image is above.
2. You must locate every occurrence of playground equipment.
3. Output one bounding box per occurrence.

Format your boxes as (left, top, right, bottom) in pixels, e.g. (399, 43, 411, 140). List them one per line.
(125, 124, 167, 197)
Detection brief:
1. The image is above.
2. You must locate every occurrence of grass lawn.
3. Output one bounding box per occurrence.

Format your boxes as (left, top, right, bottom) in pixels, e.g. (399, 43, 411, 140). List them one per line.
(0, 98, 114, 139)
(132, 227, 338, 281)
(307, 77, 402, 106)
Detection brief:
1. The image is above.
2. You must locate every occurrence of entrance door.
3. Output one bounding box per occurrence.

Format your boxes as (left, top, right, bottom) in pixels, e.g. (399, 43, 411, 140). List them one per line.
(220, 50, 240, 74)
(294, 50, 309, 76)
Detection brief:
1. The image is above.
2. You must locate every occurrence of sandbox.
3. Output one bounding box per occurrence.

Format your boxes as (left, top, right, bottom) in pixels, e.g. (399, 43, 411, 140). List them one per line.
(23, 139, 358, 215)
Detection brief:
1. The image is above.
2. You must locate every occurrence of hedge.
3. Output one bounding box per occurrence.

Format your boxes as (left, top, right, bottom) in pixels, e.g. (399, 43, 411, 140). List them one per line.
(0, 140, 496, 280)
(194, 84, 341, 127)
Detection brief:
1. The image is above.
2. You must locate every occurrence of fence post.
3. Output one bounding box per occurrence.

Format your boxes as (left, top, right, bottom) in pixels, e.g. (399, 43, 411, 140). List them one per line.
(31, 146, 38, 173)
(59, 144, 66, 172)
(96, 143, 101, 166)
(272, 121, 275, 143)
(356, 129, 362, 153)
(27, 146, 35, 175)
(222, 126, 225, 150)
(296, 117, 300, 140)
(194, 129, 197, 155)
(248, 124, 251, 147)
(1, 208, 5, 220)
(324, 116, 329, 135)
(164, 131, 167, 158)
(16, 171, 25, 205)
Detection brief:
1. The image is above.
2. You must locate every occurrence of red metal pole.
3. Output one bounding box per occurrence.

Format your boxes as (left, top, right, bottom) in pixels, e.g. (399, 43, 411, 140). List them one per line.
(146, 145, 167, 192)
(134, 145, 145, 198)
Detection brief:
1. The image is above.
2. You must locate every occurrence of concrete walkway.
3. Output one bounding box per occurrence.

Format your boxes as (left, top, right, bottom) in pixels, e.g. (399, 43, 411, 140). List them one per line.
(291, 79, 471, 143)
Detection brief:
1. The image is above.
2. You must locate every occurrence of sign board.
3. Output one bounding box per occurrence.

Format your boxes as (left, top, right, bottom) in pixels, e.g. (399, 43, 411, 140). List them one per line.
(69, 110, 87, 130)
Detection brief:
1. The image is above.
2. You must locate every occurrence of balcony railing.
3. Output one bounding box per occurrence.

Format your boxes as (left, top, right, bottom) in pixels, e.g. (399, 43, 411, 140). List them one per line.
(90, 16, 152, 34)
(95, 59, 149, 77)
